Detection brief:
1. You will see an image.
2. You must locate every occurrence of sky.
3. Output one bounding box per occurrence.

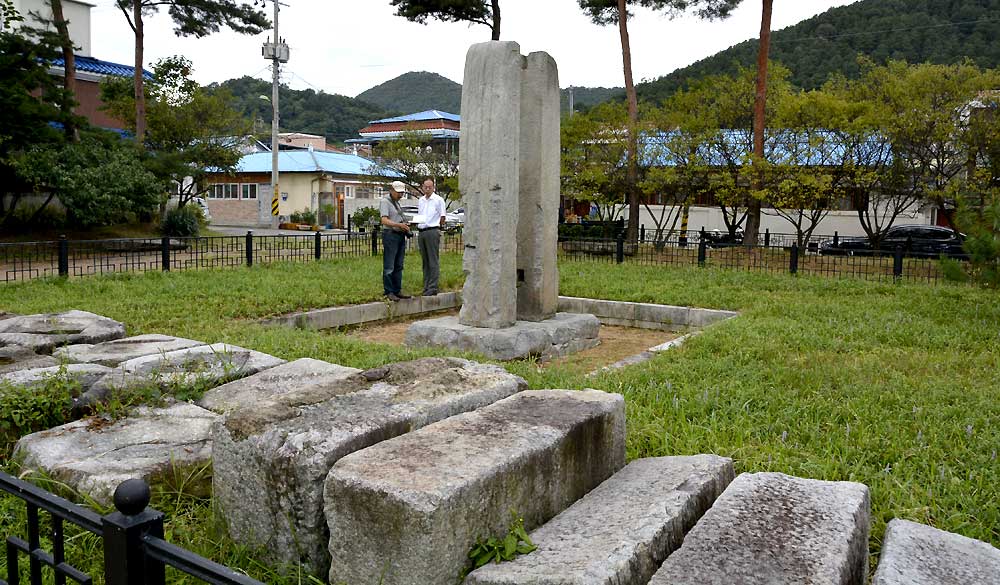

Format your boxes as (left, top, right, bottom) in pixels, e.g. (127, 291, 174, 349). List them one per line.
(86, 0, 859, 97)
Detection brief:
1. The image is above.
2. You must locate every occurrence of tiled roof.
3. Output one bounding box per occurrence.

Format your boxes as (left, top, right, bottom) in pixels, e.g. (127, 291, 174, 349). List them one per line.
(235, 150, 401, 177)
(51, 55, 153, 79)
(369, 110, 460, 124)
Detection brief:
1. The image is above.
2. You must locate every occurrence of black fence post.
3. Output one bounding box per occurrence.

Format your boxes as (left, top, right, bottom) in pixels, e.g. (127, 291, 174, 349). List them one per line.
(245, 231, 253, 267)
(103, 480, 166, 585)
(764, 228, 770, 247)
(833, 231, 839, 247)
(314, 231, 322, 260)
(58, 235, 69, 277)
(893, 246, 904, 278)
(790, 244, 800, 274)
(639, 224, 645, 242)
(371, 227, 378, 256)
(347, 214, 352, 235)
(160, 237, 170, 272)
(616, 231, 625, 264)
(697, 229, 707, 267)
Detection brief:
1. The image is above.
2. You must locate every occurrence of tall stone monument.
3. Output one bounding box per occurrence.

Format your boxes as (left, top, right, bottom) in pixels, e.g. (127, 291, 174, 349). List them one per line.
(405, 41, 599, 360)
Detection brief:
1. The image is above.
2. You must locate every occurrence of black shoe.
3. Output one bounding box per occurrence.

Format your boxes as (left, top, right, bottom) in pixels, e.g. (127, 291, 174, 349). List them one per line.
(422, 291, 438, 297)
(396, 293, 412, 299)
(385, 293, 401, 302)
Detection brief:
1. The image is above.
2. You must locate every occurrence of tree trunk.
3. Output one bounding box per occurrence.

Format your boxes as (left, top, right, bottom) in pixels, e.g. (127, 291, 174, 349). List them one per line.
(617, 0, 639, 244)
(745, 0, 773, 248)
(26, 192, 56, 225)
(490, 0, 500, 40)
(50, 0, 78, 142)
(133, 0, 146, 146)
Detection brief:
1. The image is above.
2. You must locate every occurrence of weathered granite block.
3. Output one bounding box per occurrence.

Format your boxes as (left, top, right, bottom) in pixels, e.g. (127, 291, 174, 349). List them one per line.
(650, 472, 870, 585)
(83, 343, 285, 408)
(324, 389, 626, 585)
(0, 364, 112, 392)
(0, 345, 58, 375)
(0, 310, 125, 353)
(199, 357, 360, 414)
(516, 51, 560, 322)
(873, 519, 1000, 585)
(13, 403, 216, 505)
(636, 302, 691, 327)
(405, 312, 600, 360)
(466, 455, 734, 585)
(458, 41, 522, 329)
(213, 357, 526, 576)
(687, 307, 740, 327)
(53, 334, 206, 367)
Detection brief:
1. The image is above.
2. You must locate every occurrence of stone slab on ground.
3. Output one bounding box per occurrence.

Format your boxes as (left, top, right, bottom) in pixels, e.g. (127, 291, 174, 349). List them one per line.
(405, 312, 600, 360)
(81, 343, 285, 408)
(650, 472, 870, 585)
(263, 292, 461, 330)
(466, 455, 734, 585)
(0, 310, 126, 353)
(13, 403, 217, 505)
(198, 357, 360, 414)
(557, 296, 738, 331)
(0, 364, 112, 392)
(213, 357, 527, 576)
(325, 389, 626, 585)
(0, 345, 59, 375)
(873, 519, 1000, 585)
(53, 334, 206, 367)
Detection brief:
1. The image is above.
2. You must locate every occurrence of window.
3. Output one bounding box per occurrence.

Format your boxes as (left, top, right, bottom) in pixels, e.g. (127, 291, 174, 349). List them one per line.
(242, 184, 258, 200)
(208, 184, 225, 199)
(225, 184, 238, 199)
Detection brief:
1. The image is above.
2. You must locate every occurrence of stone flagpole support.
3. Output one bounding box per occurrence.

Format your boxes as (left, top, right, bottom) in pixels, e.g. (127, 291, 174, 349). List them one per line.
(458, 41, 523, 329)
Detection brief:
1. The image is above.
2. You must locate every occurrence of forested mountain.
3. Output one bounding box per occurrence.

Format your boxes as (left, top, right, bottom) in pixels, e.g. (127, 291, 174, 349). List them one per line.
(562, 86, 624, 113)
(356, 71, 463, 115)
(209, 77, 390, 144)
(637, 0, 1000, 103)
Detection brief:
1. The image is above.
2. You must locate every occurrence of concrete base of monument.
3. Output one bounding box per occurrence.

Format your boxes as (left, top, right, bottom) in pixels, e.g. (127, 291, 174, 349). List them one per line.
(404, 312, 601, 361)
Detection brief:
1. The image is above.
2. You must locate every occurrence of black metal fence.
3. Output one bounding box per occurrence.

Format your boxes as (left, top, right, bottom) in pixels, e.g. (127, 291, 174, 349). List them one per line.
(1, 471, 263, 585)
(0, 228, 957, 285)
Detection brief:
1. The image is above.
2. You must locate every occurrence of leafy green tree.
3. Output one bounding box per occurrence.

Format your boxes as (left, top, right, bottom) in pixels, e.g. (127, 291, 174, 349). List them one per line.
(366, 131, 461, 207)
(114, 0, 268, 144)
(101, 56, 250, 209)
(390, 0, 501, 40)
(577, 0, 744, 243)
(48, 0, 78, 141)
(11, 132, 163, 227)
(0, 0, 19, 27)
(560, 102, 632, 226)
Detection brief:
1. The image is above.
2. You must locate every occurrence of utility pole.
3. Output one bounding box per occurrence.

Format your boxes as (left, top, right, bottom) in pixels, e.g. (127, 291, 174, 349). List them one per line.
(262, 0, 289, 229)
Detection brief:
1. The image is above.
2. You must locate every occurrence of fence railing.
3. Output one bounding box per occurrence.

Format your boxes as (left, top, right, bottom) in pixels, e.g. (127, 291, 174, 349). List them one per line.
(0, 471, 264, 585)
(0, 228, 959, 285)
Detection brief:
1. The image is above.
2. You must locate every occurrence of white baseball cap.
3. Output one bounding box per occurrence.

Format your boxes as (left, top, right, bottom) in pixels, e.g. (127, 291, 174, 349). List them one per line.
(389, 181, 406, 193)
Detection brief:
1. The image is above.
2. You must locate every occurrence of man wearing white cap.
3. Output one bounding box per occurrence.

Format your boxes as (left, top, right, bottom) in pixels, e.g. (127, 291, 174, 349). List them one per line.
(379, 180, 412, 301)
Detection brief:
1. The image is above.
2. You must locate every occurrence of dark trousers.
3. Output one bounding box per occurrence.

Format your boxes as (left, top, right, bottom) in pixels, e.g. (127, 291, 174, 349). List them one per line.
(418, 228, 440, 295)
(382, 230, 406, 295)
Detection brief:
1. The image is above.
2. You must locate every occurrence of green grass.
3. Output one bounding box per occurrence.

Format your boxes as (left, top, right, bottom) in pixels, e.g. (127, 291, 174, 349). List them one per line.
(1, 254, 998, 582)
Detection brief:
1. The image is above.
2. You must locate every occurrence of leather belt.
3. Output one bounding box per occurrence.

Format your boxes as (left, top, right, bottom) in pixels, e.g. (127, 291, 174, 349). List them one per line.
(419, 227, 439, 232)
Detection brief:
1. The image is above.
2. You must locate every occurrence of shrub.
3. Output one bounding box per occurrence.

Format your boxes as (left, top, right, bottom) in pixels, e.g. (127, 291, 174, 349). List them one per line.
(289, 208, 317, 225)
(352, 206, 381, 229)
(0, 370, 78, 455)
(161, 205, 202, 237)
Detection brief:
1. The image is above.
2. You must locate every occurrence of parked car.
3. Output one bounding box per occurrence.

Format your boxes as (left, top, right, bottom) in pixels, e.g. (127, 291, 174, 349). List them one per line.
(818, 225, 966, 258)
(702, 228, 744, 248)
(445, 207, 464, 232)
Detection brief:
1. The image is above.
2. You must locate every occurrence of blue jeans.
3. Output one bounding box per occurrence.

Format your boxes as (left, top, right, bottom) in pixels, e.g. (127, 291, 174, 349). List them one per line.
(382, 230, 406, 295)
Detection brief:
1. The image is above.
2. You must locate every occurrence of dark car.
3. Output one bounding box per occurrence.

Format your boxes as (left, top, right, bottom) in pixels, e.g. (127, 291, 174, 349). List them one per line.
(818, 225, 966, 258)
(702, 228, 744, 248)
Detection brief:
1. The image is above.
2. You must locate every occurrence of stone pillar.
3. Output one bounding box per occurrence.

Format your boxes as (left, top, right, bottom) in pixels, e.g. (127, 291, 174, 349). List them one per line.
(517, 52, 560, 322)
(458, 41, 523, 329)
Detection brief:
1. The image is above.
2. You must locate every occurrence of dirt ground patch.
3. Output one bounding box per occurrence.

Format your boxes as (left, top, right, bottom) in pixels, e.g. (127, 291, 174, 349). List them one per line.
(346, 309, 680, 374)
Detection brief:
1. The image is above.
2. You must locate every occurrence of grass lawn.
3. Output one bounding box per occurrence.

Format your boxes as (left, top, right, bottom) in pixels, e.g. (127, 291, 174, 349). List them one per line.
(1, 252, 998, 582)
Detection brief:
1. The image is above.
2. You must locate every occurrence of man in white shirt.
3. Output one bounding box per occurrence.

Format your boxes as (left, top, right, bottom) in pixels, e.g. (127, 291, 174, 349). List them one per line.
(416, 178, 446, 296)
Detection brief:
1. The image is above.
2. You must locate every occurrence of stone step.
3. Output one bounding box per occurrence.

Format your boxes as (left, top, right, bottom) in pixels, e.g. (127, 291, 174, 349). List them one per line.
(212, 357, 527, 576)
(324, 389, 626, 585)
(465, 455, 734, 585)
(0, 310, 125, 353)
(873, 519, 1000, 585)
(53, 334, 206, 367)
(0, 364, 112, 391)
(0, 345, 58, 375)
(13, 403, 217, 505)
(650, 472, 870, 585)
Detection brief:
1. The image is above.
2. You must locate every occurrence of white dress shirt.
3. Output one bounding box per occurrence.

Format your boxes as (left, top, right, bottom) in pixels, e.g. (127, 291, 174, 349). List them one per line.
(417, 193, 446, 230)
